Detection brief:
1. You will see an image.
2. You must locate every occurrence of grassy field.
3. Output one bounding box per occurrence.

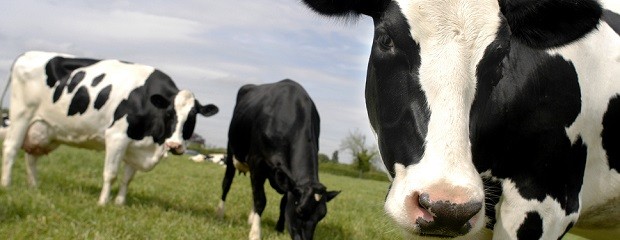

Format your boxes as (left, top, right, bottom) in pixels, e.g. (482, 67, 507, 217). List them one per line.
(0, 146, 616, 239)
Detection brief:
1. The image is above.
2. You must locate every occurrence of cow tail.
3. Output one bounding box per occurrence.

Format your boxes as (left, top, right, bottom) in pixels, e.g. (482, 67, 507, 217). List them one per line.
(0, 54, 19, 118)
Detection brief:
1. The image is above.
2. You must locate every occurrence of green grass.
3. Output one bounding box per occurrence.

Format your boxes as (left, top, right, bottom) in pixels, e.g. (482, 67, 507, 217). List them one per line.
(0, 146, 616, 239)
(0, 146, 401, 239)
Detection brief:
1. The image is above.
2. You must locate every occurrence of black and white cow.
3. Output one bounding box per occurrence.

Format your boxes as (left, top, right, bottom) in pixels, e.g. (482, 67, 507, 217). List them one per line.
(1, 51, 218, 205)
(217, 79, 339, 240)
(302, 0, 619, 239)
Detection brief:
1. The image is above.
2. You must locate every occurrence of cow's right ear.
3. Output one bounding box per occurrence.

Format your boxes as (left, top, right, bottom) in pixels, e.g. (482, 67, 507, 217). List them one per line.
(150, 94, 171, 109)
(301, 0, 390, 18)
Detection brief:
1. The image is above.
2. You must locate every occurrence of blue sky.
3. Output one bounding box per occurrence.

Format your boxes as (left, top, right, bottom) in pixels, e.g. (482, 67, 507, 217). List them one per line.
(0, 0, 377, 163)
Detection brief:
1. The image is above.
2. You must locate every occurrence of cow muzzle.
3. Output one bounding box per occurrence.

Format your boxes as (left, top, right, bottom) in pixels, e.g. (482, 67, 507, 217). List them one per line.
(406, 192, 482, 237)
(165, 142, 185, 155)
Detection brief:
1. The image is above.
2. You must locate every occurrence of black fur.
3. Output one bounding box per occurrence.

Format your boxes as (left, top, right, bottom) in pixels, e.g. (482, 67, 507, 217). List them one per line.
(68, 86, 90, 116)
(94, 85, 112, 110)
(112, 70, 179, 144)
(91, 73, 106, 87)
(499, 0, 602, 48)
(602, 95, 620, 172)
(516, 212, 543, 240)
(221, 79, 338, 240)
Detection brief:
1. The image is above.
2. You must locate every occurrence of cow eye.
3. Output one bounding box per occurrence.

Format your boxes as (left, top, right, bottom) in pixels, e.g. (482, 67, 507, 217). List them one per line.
(377, 34, 394, 50)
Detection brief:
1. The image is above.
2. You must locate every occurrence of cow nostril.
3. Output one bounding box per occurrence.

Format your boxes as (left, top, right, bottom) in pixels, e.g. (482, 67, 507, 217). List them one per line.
(418, 193, 432, 210)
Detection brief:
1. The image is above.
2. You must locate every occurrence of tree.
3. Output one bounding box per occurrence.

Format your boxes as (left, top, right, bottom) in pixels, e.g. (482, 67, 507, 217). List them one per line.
(318, 153, 330, 163)
(340, 129, 379, 177)
(331, 150, 339, 164)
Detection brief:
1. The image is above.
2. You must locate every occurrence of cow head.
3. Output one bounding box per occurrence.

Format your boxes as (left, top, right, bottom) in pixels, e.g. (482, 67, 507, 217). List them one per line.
(302, 0, 601, 238)
(150, 90, 218, 155)
(284, 183, 339, 240)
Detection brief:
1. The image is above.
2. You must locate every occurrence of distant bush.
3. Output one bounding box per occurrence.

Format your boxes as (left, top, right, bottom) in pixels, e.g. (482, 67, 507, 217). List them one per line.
(319, 162, 389, 182)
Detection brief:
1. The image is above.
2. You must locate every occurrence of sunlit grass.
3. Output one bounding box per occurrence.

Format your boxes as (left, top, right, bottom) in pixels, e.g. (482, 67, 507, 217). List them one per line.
(0, 146, 615, 239)
(0, 146, 400, 239)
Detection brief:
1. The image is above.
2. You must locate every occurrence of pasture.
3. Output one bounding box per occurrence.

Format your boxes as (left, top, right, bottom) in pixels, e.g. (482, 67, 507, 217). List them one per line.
(0, 146, 613, 239)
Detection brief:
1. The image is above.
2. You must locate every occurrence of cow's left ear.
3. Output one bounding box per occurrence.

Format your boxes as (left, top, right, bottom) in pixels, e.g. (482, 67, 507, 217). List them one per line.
(150, 94, 171, 109)
(325, 190, 341, 202)
(198, 104, 219, 117)
(500, 0, 602, 48)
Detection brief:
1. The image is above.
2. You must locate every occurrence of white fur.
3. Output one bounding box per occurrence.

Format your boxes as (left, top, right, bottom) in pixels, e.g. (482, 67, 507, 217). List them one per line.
(248, 211, 261, 240)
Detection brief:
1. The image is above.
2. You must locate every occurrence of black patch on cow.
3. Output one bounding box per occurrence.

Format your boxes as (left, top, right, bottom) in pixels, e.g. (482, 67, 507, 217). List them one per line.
(516, 211, 543, 240)
(602, 9, 620, 36)
(111, 69, 179, 144)
(602, 95, 620, 172)
(94, 85, 112, 110)
(472, 41, 586, 218)
(500, 0, 602, 48)
(67, 71, 85, 93)
(91, 73, 106, 87)
(365, 2, 427, 177)
(52, 78, 68, 103)
(45, 56, 99, 88)
(68, 86, 90, 116)
(182, 101, 198, 140)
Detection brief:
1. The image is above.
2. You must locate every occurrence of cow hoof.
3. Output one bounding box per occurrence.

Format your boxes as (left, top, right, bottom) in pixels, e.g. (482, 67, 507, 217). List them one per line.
(216, 200, 225, 218)
(114, 196, 126, 205)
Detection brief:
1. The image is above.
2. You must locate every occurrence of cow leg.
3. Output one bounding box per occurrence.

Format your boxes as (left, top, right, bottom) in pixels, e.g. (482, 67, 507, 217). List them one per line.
(217, 149, 236, 218)
(275, 194, 287, 232)
(2, 111, 34, 187)
(249, 173, 267, 240)
(115, 164, 136, 205)
(24, 154, 39, 187)
(99, 136, 129, 205)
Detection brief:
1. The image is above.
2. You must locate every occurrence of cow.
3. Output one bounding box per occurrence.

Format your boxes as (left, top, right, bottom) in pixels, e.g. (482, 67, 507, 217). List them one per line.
(216, 79, 339, 240)
(1, 51, 219, 205)
(207, 153, 226, 165)
(301, 0, 619, 239)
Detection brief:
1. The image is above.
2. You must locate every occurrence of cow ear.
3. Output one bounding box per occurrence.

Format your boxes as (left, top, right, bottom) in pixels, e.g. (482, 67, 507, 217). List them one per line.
(150, 94, 171, 109)
(301, 0, 390, 18)
(325, 190, 341, 202)
(198, 104, 219, 117)
(500, 0, 602, 48)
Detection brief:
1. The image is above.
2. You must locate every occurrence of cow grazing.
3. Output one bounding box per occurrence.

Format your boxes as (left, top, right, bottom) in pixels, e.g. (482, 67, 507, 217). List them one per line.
(217, 79, 339, 240)
(1, 51, 219, 205)
(302, 0, 619, 239)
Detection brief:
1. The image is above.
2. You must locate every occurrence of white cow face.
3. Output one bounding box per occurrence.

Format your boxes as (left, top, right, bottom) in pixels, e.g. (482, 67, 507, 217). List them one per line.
(150, 90, 218, 155)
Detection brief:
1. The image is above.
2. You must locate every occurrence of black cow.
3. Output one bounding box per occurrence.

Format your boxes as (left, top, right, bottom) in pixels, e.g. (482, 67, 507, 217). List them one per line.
(302, 0, 619, 239)
(216, 79, 339, 240)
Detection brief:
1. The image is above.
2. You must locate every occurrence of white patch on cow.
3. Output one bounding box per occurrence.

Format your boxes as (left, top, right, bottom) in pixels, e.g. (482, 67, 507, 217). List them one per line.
(216, 200, 225, 218)
(547, 16, 620, 228)
(165, 90, 196, 153)
(248, 211, 261, 240)
(493, 180, 579, 239)
(383, 0, 501, 235)
(233, 156, 250, 174)
(314, 193, 322, 202)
